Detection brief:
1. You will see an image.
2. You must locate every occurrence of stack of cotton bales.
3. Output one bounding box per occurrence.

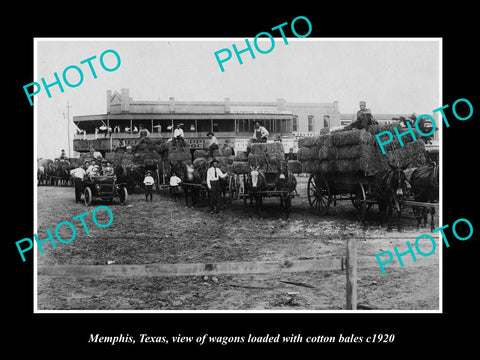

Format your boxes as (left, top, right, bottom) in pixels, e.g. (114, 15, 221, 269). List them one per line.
(297, 127, 426, 175)
(233, 142, 287, 175)
(193, 147, 234, 174)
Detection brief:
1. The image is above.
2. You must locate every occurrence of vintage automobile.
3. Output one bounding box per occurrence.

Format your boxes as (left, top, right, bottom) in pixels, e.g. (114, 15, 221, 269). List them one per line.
(83, 175, 128, 206)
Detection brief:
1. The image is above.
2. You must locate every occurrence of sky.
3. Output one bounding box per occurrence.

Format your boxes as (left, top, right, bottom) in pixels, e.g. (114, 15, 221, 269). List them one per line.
(35, 38, 440, 159)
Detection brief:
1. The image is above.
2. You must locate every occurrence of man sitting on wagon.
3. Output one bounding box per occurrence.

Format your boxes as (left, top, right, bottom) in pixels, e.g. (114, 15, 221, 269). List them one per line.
(344, 101, 378, 131)
(207, 131, 219, 158)
(171, 123, 186, 151)
(246, 121, 269, 155)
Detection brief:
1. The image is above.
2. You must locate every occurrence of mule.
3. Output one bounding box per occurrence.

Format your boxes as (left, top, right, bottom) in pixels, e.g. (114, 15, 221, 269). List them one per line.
(244, 166, 267, 215)
(410, 163, 439, 231)
(183, 164, 205, 207)
(374, 164, 409, 230)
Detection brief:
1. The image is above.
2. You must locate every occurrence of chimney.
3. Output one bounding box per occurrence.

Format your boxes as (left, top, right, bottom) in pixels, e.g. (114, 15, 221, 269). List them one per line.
(334, 100, 339, 113)
(120, 88, 130, 112)
(106, 90, 112, 113)
(277, 98, 286, 111)
(169, 97, 175, 113)
(225, 97, 230, 113)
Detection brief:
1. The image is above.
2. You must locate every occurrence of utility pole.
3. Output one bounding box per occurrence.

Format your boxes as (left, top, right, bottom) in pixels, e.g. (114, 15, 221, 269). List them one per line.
(66, 101, 71, 158)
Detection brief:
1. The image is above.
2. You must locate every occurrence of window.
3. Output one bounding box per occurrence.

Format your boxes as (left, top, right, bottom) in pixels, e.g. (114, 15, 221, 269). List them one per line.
(308, 115, 314, 132)
(323, 115, 330, 128)
(293, 116, 298, 132)
(196, 119, 212, 134)
(213, 119, 234, 133)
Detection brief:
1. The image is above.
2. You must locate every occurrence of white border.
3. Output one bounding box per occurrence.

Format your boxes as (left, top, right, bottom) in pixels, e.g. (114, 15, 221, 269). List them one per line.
(33, 37, 443, 314)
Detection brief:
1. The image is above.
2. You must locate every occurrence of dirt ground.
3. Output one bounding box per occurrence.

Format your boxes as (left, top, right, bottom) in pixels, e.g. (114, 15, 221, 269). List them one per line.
(36, 176, 439, 311)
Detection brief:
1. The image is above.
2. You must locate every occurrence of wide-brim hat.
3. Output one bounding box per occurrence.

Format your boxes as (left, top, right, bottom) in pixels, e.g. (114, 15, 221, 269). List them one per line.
(206, 132, 214, 136)
(146, 170, 152, 174)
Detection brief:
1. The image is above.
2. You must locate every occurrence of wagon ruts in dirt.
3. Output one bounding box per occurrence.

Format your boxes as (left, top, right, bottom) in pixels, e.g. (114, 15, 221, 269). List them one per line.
(298, 125, 429, 228)
(83, 175, 128, 206)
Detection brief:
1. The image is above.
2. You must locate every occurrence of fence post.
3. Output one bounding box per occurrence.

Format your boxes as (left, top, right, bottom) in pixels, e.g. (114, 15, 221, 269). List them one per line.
(346, 237, 357, 310)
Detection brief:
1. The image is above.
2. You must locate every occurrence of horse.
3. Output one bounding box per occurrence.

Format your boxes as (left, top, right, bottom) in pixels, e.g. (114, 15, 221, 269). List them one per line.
(119, 165, 146, 193)
(374, 163, 409, 230)
(275, 171, 296, 213)
(409, 162, 439, 231)
(51, 160, 71, 186)
(183, 164, 205, 207)
(244, 166, 267, 215)
(37, 165, 45, 185)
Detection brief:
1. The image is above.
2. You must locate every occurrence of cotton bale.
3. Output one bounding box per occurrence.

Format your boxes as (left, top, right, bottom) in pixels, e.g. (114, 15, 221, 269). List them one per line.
(315, 134, 333, 148)
(297, 147, 319, 161)
(298, 136, 317, 148)
(234, 151, 248, 162)
(247, 154, 266, 168)
(193, 157, 208, 170)
(251, 143, 268, 155)
(332, 129, 376, 147)
(193, 149, 207, 159)
(287, 160, 302, 174)
(222, 147, 233, 157)
(169, 151, 192, 162)
(232, 161, 250, 174)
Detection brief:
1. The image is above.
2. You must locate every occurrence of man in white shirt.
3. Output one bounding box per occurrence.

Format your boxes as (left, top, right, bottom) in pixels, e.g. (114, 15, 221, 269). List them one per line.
(169, 172, 182, 202)
(206, 158, 227, 214)
(143, 170, 155, 201)
(247, 121, 269, 155)
(207, 131, 219, 158)
(172, 123, 186, 150)
(70, 164, 87, 203)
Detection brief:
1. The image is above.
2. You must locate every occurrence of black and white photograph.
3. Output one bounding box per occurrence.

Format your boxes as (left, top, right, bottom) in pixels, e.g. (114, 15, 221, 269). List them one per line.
(33, 38, 441, 312)
(7, 8, 479, 354)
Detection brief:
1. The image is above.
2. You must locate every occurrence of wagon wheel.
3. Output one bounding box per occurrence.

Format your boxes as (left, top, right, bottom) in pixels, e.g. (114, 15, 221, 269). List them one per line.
(119, 187, 128, 205)
(307, 173, 330, 215)
(350, 183, 371, 222)
(350, 183, 373, 211)
(84, 187, 93, 206)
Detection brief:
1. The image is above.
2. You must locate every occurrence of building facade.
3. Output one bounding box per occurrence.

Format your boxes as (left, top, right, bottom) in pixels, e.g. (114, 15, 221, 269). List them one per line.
(73, 89, 341, 153)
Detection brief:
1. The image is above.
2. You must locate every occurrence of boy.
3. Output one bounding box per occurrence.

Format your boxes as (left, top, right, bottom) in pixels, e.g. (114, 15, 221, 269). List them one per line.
(144, 170, 155, 201)
(169, 172, 182, 202)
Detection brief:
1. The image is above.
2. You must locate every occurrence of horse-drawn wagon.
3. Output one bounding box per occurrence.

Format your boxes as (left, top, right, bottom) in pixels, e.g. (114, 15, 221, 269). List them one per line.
(297, 126, 428, 226)
(230, 142, 297, 217)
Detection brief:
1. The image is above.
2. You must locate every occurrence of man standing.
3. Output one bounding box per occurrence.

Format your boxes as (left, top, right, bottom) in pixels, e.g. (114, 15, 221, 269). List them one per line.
(246, 121, 269, 155)
(70, 163, 87, 203)
(207, 131, 219, 158)
(206, 158, 227, 214)
(143, 170, 155, 202)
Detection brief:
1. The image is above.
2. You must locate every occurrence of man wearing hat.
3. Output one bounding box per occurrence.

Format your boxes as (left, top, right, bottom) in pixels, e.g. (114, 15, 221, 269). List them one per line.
(102, 161, 115, 176)
(356, 101, 377, 129)
(206, 158, 227, 214)
(207, 131, 219, 158)
(246, 121, 269, 155)
(143, 170, 155, 202)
